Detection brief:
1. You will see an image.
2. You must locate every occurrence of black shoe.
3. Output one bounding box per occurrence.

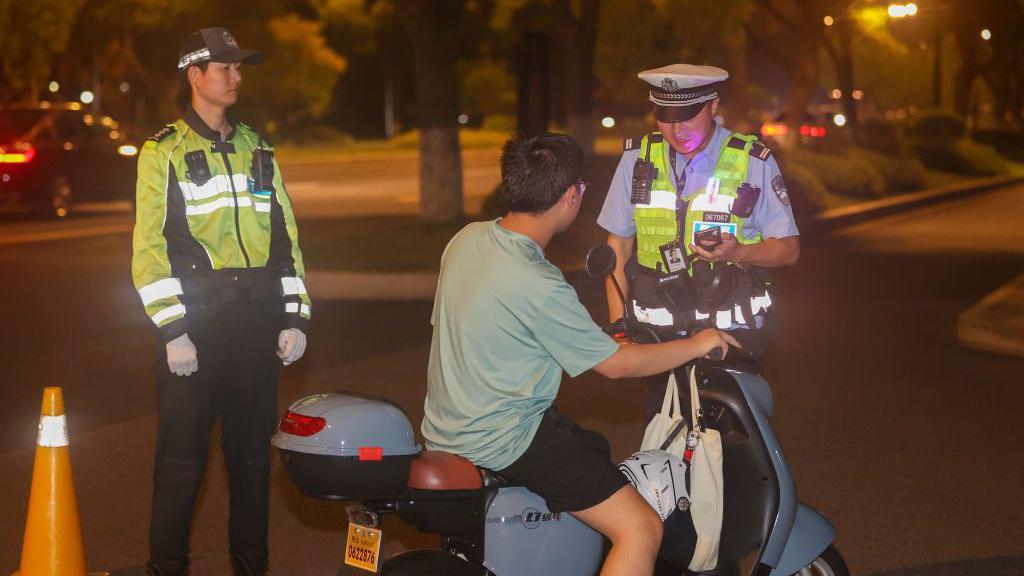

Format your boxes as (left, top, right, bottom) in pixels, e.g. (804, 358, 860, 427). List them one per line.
(230, 554, 267, 576)
(145, 558, 189, 576)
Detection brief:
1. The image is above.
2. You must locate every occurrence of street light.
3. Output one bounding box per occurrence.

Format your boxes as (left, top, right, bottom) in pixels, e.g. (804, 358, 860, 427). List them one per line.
(834, 114, 848, 127)
(824, 15, 835, 26)
(981, 29, 992, 40)
(48, 81, 59, 93)
(887, 3, 917, 18)
(79, 91, 94, 104)
(601, 116, 616, 128)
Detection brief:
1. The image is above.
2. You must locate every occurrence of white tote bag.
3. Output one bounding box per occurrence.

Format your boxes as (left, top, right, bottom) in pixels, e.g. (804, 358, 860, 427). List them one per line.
(686, 364, 724, 573)
(640, 370, 689, 459)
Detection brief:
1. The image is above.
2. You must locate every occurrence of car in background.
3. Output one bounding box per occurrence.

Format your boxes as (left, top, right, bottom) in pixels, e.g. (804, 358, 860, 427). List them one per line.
(0, 102, 139, 217)
(760, 112, 834, 145)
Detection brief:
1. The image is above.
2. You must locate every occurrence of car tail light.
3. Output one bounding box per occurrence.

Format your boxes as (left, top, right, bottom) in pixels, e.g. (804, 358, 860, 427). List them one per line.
(279, 411, 327, 437)
(761, 122, 789, 137)
(798, 125, 827, 138)
(0, 142, 36, 164)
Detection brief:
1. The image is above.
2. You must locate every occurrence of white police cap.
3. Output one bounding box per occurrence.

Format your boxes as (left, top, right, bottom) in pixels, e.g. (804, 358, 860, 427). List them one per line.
(638, 64, 728, 122)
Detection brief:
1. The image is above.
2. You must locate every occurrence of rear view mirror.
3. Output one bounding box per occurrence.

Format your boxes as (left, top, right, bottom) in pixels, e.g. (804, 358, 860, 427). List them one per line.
(585, 244, 616, 279)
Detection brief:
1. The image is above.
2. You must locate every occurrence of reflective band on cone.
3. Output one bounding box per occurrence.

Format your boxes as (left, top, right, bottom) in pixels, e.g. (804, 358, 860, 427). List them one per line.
(37, 415, 69, 447)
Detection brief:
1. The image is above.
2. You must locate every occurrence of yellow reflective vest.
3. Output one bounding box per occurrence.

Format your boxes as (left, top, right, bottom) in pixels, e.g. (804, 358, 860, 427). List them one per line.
(131, 108, 310, 342)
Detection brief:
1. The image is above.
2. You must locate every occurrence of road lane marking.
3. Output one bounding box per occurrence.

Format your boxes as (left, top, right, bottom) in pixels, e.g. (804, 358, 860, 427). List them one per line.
(0, 223, 132, 246)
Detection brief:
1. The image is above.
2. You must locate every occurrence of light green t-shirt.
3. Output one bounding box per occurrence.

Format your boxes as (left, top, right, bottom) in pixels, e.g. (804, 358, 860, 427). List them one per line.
(421, 219, 620, 471)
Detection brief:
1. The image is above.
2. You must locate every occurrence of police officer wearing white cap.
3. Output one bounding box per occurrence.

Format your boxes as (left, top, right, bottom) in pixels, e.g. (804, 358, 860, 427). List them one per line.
(597, 64, 800, 419)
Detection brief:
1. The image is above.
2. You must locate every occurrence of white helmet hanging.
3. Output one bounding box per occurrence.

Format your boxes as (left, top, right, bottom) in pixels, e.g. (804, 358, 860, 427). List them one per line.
(618, 449, 690, 521)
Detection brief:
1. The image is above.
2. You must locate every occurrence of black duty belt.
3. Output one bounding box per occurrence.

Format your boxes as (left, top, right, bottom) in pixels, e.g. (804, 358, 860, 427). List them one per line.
(184, 268, 280, 303)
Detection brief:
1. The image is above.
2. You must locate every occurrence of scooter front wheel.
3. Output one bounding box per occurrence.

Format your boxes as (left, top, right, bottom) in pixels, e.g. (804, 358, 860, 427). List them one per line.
(793, 545, 849, 576)
(381, 549, 488, 575)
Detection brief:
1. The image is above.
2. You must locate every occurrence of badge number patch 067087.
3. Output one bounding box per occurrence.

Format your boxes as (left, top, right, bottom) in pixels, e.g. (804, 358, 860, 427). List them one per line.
(344, 522, 383, 573)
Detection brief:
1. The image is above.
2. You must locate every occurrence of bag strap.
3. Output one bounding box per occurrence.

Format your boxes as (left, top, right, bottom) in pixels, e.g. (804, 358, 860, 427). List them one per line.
(689, 364, 705, 432)
(660, 370, 682, 419)
(659, 419, 688, 451)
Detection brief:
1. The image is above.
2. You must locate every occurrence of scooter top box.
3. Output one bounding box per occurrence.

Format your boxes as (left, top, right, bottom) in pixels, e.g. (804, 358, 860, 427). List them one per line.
(272, 393, 422, 500)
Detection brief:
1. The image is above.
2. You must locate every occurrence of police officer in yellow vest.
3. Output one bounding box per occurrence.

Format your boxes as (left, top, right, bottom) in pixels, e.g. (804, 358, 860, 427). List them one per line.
(131, 27, 310, 576)
(597, 64, 800, 419)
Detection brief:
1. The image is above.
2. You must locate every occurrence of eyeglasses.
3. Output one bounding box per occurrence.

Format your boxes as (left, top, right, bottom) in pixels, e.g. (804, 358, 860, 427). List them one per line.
(576, 179, 589, 198)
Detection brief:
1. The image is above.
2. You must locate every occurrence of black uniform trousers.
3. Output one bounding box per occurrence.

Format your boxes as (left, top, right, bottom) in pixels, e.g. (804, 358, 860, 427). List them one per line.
(643, 326, 765, 422)
(148, 299, 280, 574)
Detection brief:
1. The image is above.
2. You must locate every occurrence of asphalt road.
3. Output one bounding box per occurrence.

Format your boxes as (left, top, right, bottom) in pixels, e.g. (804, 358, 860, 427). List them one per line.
(0, 181, 1023, 575)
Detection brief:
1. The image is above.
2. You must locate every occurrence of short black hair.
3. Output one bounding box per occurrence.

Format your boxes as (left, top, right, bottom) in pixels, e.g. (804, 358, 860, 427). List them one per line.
(177, 62, 210, 111)
(500, 133, 584, 214)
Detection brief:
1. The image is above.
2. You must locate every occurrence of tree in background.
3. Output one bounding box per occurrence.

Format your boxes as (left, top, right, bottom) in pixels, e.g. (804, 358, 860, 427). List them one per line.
(243, 14, 347, 138)
(553, 0, 600, 154)
(396, 0, 467, 222)
(593, 0, 754, 131)
(0, 0, 83, 103)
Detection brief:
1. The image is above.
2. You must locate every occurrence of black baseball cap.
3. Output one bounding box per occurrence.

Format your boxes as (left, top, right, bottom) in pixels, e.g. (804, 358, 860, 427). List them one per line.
(177, 27, 263, 72)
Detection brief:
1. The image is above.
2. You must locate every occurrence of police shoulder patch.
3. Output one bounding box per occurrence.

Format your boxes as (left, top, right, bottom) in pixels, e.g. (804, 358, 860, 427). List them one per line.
(147, 124, 176, 143)
(771, 174, 790, 206)
(623, 137, 641, 151)
(750, 141, 772, 161)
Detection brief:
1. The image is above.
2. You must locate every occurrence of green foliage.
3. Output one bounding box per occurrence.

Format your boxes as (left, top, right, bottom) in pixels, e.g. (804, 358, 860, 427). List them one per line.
(779, 163, 830, 217)
(594, 0, 753, 115)
(243, 14, 346, 135)
(0, 0, 83, 101)
(848, 147, 927, 193)
(972, 129, 1024, 163)
(461, 60, 516, 120)
(910, 109, 966, 140)
(913, 139, 1011, 176)
(860, 118, 905, 157)
(784, 147, 886, 199)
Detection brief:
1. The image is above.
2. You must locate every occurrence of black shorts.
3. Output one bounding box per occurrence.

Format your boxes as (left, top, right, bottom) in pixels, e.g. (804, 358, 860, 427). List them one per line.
(496, 407, 628, 514)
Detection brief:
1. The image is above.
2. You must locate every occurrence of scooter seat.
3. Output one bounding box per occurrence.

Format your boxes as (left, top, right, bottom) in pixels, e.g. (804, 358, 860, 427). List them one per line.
(407, 451, 484, 490)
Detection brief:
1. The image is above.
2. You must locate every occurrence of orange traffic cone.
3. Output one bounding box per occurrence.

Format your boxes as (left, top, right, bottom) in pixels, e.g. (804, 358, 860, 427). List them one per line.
(13, 387, 106, 576)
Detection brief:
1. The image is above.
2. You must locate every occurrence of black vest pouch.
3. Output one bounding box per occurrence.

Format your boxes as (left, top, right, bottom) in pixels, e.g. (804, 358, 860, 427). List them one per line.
(251, 148, 276, 194)
(731, 183, 760, 218)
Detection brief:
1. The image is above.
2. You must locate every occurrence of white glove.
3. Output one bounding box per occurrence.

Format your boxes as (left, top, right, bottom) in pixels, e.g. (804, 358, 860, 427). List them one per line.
(166, 333, 198, 376)
(277, 328, 307, 366)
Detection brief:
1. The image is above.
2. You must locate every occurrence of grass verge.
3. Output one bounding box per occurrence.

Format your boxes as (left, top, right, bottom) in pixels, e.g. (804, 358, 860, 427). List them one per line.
(298, 216, 468, 273)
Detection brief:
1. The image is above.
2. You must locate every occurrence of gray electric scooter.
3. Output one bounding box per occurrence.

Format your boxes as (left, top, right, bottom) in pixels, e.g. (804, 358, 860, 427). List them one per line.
(271, 245, 848, 576)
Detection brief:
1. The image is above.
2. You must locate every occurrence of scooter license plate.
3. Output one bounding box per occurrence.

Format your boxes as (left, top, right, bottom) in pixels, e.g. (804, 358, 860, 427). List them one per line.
(344, 521, 383, 573)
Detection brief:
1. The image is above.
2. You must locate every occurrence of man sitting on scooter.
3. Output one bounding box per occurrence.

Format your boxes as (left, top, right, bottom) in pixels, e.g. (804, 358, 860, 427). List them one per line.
(422, 133, 737, 576)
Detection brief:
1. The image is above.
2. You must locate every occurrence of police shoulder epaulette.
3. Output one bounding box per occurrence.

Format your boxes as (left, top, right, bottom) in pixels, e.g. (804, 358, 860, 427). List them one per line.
(749, 140, 772, 161)
(623, 137, 641, 151)
(727, 136, 747, 150)
(147, 124, 176, 143)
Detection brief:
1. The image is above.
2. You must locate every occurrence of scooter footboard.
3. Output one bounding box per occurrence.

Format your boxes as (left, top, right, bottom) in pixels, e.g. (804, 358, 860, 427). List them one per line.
(769, 504, 835, 576)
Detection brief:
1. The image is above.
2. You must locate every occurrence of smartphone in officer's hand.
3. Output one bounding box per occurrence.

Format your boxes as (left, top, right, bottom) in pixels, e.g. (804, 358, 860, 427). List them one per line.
(694, 226, 723, 250)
